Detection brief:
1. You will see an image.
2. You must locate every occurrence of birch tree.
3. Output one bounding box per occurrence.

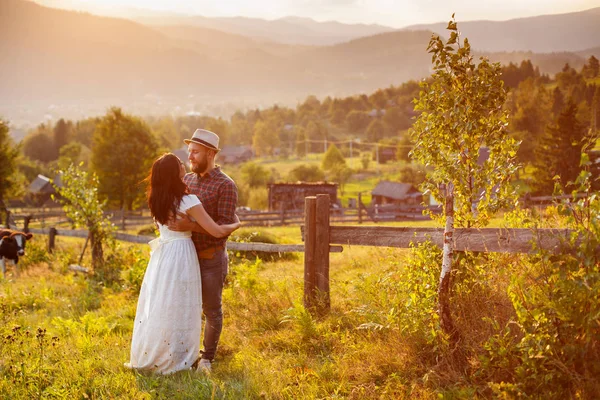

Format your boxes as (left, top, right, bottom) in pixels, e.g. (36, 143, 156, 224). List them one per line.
(410, 16, 519, 339)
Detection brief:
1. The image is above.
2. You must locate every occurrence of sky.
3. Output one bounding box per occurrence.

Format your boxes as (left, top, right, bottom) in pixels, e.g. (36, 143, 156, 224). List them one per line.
(36, 0, 600, 28)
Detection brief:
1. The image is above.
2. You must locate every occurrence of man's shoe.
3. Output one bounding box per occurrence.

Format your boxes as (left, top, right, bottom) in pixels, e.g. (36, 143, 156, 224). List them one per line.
(196, 358, 212, 373)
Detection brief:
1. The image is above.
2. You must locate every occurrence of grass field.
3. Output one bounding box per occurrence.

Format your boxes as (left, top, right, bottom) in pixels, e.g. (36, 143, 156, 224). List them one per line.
(2, 208, 597, 398)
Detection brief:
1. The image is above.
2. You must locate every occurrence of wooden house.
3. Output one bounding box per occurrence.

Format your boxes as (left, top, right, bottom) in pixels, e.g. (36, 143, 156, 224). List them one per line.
(268, 182, 338, 211)
(371, 181, 422, 206)
(219, 145, 254, 164)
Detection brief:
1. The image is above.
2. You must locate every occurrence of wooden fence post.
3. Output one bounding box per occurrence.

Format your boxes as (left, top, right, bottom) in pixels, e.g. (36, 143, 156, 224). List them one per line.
(304, 197, 317, 310)
(358, 192, 363, 224)
(315, 194, 331, 314)
(48, 227, 57, 254)
(280, 204, 286, 226)
(23, 215, 32, 233)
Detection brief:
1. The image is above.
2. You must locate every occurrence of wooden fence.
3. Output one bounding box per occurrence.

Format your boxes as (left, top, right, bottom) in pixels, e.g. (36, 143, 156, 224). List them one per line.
(6, 195, 574, 316)
(4, 191, 574, 229)
(4, 202, 439, 230)
(302, 194, 573, 314)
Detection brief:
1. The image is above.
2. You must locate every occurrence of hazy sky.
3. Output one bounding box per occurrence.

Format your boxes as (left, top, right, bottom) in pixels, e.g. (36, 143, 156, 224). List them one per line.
(37, 0, 600, 27)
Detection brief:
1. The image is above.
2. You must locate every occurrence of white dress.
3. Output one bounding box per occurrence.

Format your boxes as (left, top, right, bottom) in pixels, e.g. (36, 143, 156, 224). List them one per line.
(127, 195, 202, 374)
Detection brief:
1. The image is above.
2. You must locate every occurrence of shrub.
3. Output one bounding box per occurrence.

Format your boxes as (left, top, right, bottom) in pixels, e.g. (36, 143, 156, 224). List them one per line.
(481, 171, 600, 397)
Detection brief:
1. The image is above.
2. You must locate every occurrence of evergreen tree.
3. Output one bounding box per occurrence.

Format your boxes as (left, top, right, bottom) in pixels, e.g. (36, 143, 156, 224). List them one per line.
(533, 99, 591, 194)
(551, 86, 565, 116)
(53, 118, 72, 157)
(582, 55, 599, 78)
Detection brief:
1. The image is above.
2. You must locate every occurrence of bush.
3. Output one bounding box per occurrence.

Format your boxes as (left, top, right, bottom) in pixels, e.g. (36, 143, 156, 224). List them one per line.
(247, 187, 268, 210)
(480, 172, 600, 397)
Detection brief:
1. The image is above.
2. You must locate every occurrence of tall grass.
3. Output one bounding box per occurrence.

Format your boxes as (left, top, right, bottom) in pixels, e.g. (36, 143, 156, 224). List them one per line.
(1, 213, 599, 398)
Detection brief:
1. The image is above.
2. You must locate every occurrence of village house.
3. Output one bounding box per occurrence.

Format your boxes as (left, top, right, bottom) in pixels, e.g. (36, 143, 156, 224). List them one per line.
(26, 174, 62, 207)
(219, 145, 254, 164)
(268, 182, 338, 211)
(371, 181, 422, 206)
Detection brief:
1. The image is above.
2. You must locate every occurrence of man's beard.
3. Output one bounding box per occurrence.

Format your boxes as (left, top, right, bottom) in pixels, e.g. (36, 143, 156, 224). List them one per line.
(191, 158, 208, 175)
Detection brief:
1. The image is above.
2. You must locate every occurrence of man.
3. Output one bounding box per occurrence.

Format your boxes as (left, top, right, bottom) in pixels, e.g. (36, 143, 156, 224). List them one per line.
(169, 128, 238, 373)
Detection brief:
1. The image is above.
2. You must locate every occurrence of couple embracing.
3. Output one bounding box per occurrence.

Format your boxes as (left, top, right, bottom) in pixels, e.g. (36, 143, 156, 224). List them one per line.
(125, 129, 239, 375)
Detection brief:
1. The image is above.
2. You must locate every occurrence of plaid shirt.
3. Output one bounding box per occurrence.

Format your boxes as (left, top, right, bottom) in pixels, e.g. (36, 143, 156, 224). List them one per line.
(183, 166, 238, 252)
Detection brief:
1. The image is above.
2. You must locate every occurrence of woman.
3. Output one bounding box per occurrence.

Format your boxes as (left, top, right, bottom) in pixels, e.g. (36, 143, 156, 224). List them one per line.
(126, 153, 240, 374)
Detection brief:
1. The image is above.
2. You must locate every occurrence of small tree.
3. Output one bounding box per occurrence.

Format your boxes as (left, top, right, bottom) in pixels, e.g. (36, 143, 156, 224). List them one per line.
(329, 164, 352, 196)
(410, 16, 519, 339)
(321, 144, 346, 171)
(360, 151, 371, 170)
(240, 162, 271, 188)
(53, 164, 115, 271)
(288, 164, 325, 182)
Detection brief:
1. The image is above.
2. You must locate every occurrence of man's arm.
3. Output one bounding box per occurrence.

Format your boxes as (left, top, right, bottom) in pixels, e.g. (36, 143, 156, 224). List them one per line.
(167, 212, 208, 233)
(216, 180, 238, 225)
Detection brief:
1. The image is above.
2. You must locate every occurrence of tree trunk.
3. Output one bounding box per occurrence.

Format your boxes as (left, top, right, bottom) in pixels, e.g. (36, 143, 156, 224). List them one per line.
(438, 183, 459, 343)
(90, 230, 104, 270)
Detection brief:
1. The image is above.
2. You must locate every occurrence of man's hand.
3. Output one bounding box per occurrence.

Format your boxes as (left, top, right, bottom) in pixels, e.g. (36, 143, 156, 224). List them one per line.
(167, 212, 196, 232)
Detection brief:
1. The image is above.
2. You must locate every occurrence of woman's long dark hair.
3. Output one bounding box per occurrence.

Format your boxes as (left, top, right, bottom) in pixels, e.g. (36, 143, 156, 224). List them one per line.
(146, 153, 189, 225)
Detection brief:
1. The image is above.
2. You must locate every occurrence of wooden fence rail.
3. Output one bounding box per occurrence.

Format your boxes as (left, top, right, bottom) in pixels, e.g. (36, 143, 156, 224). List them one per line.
(8, 195, 575, 316)
(301, 194, 574, 314)
(19, 227, 343, 257)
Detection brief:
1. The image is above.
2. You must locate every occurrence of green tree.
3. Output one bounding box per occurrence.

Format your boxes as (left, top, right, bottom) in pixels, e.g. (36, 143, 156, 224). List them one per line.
(151, 116, 179, 150)
(396, 135, 412, 162)
(252, 119, 280, 157)
(591, 86, 600, 137)
(533, 99, 592, 194)
(551, 86, 565, 116)
(240, 162, 271, 188)
(91, 108, 159, 210)
(288, 164, 325, 182)
(22, 130, 55, 163)
(410, 17, 519, 338)
(53, 118, 72, 157)
(294, 127, 307, 158)
(366, 119, 385, 142)
(56, 141, 88, 169)
(345, 110, 370, 133)
(329, 164, 352, 196)
(53, 164, 115, 270)
(205, 118, 229, 147)
(368, 89, 388, 109)
(582, 55, 599, 78)
(411, 20, 518, 228)
(0, 119, 20, 218)
(360, 151, 371, 170)
(510, 79, 552, 166)
(321, 144, 346, 171)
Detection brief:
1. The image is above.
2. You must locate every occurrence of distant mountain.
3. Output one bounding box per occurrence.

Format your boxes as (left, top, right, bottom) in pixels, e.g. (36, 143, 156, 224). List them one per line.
(134, 14, 395, 46)
(2, 0, 598, 127)
(403, 7, 600, 53)
(0, 0, 431, 125)
(0, 0, 222, 105)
